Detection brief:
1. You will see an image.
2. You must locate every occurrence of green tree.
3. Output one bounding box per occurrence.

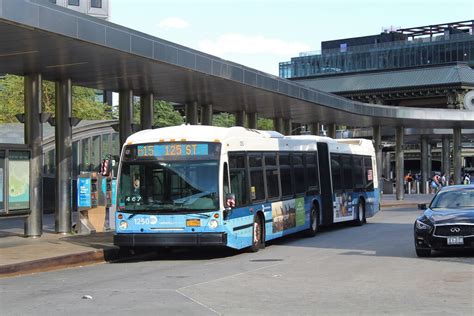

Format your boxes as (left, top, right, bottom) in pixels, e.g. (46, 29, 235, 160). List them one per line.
(133, 99, 184, 127)
(213, 112, 235, 127)
(0, 74, 112, 123)
(257, 118, 274, 130)
(153, 100, 183, 127)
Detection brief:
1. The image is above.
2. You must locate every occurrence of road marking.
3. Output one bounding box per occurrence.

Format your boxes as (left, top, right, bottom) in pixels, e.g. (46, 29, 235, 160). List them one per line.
(175, 289, 221, 315)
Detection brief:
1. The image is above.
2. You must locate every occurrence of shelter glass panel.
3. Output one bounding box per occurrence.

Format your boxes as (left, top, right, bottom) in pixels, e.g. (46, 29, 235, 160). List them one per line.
(0, 150, 4, 212)
(91, 136, 101, 171)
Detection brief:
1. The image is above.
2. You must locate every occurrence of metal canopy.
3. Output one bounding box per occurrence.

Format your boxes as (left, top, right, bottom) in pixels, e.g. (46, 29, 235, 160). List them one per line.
(1, 0, 474, 128)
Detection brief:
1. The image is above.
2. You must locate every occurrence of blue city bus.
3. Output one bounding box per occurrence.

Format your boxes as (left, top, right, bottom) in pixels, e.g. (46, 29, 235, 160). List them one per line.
(114, 125, 380, 252)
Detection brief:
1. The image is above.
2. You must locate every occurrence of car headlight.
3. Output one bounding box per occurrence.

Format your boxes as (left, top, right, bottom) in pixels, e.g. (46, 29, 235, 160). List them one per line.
(415, 220, 432, 231)
(208, 219, 218, 229)
(119, 220, 128, 230)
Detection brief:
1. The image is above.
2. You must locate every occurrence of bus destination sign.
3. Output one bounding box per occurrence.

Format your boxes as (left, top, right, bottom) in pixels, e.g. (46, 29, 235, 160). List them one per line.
(137, 143, 209, 158)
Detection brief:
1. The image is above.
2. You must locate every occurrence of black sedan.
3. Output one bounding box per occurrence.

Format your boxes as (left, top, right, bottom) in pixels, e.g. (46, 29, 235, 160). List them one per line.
(414, 184, 474, 257)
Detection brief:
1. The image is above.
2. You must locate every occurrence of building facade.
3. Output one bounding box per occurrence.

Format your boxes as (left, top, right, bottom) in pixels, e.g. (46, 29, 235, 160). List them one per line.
(49, 0, 110, 20)
(279, 20, 474, 189)
(280, 20, 473, 79)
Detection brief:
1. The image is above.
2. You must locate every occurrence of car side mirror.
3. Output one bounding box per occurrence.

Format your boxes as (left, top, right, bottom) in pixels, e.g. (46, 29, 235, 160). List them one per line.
(417, 203, 427, 210)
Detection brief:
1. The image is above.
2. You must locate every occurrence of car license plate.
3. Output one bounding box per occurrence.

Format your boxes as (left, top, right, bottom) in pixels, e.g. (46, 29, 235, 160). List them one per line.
(447, 236, 464, 245)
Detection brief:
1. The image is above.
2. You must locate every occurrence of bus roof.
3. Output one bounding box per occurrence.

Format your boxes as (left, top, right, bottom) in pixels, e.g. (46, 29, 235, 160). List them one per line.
(125, 125, 284, 145)
(125, 125, 375, 156)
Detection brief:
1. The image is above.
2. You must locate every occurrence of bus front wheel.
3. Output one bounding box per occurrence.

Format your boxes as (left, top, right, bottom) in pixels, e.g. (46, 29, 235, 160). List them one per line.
(249, 215, 264, 252)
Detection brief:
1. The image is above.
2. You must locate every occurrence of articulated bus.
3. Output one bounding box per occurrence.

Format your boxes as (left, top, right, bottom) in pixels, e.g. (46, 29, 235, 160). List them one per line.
(114, 125, 380, 252)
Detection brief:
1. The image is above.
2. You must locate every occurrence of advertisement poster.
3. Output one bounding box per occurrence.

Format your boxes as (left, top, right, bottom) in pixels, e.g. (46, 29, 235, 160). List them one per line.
(333, 192, 353, 222)
(272, 197, 305, 233)
(77, 178, 92, 208)
(8, 151, 30, 210)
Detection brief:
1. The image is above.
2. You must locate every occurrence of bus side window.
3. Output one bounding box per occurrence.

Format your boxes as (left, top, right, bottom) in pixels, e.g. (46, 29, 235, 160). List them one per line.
(223, 162, 230, 195)
(364, 157, 374, 191)
(331, 154, 342, 192)
(353, 156, 364, 190)
(229, 154, 249, 206)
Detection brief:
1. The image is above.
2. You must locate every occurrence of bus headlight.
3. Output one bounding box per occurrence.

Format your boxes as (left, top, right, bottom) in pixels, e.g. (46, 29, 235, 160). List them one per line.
(119, 221, 128, 230)
(208, 219, 218, 229)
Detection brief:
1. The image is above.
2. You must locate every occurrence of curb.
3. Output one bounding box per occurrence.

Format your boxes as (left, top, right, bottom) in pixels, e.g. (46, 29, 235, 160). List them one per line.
(381, 202, 431, 209)
(0, 248, 118, 278)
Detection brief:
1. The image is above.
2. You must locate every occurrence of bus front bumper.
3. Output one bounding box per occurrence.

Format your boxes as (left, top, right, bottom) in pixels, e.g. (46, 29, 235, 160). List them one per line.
(114, 232, 227, 247)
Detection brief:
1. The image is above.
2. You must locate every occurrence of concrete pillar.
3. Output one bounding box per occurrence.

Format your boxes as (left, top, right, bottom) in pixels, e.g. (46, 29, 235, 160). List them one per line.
(453, 128, 462, 184)
(235, 110, 246, 127)
(119, 90, 133, 146)
(421, 136, 429, 193)
(201, 104, 213, 126)
(247, 112, 257, 129)
(442, 135, 450, 180)
(395, 126, 404, 200)
(185, 102, 199, 125)
(383, 152, 391, 180)
(24, 74, 43, 237)
(283, 119, 292, 135)
(140, 92, 154, 130)
(373, 125, 382, 186)
(327, 123, 337, 139)
(273, 117, 284, 134)
(310, 122, 320, 136)
(55, 79, 72, 234)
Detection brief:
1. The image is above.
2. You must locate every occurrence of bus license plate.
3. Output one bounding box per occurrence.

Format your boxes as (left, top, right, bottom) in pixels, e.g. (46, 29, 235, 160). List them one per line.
(186, 219, 201, 227)
(447, 236, 463, 245)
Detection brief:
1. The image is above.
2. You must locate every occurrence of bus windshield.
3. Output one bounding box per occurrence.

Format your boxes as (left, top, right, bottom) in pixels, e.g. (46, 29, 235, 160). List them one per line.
(119, 160, 219, 213)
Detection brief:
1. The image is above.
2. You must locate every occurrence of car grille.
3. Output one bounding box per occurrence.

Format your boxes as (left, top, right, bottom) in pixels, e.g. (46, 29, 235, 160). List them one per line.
(434, 225, 474, 237)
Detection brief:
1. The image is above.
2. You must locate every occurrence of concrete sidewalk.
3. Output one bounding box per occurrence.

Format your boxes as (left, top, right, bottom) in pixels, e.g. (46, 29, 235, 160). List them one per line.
(0, 194, 433, 278)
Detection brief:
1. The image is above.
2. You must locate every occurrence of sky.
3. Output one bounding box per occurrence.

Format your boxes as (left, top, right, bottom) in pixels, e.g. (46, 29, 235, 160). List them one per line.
(110, 0, 473, 76)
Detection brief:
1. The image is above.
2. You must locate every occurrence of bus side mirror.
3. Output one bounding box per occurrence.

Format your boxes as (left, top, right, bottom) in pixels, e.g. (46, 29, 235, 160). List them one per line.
(225, 193, 236, 210)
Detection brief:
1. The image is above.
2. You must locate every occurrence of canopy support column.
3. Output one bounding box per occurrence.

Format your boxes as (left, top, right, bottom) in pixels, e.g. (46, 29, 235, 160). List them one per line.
(55, 78, 72, 234)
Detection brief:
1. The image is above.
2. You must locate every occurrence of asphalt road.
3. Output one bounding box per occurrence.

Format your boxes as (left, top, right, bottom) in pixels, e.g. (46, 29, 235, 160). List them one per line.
(1, 207, 473, 315)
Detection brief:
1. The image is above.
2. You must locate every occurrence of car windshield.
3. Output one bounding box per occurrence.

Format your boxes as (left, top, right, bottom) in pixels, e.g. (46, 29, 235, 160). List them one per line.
(430, 188, 474, 209)
(119, 160, 219, 213)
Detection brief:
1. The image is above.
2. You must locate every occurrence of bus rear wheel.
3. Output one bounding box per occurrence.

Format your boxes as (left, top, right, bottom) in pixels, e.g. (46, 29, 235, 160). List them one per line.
(355, 200, 365, 226)
(304, 206, 319, 237)
(249, 215, 264, 252)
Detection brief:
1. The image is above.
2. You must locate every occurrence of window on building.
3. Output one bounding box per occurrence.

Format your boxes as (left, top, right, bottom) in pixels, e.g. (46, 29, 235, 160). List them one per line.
(48, 0, 57, 4)
(68, 0, 79, 6)
(91, 0, 102, 8)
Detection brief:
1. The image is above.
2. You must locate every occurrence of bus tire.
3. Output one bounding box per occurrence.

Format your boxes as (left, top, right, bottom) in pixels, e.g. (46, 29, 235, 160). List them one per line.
(249, 214, 264, 252)
(304, 205, 319, 237)
(355, 199, 365, 226)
